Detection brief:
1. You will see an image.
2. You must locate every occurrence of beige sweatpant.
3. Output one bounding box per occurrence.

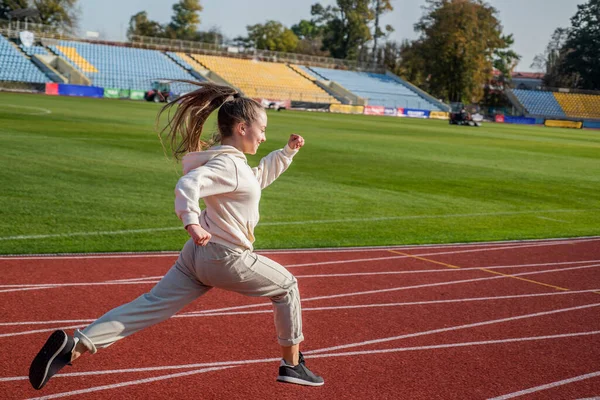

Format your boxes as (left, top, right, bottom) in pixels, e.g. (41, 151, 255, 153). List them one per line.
(75, 240, 304, 353)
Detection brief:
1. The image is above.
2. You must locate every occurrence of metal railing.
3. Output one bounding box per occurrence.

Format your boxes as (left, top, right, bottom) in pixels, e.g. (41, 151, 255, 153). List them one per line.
(128, 35, 385, 73)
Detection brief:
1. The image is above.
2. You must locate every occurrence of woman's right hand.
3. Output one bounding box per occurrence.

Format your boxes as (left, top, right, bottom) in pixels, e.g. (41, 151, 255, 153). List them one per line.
(186, 224, 212, 246)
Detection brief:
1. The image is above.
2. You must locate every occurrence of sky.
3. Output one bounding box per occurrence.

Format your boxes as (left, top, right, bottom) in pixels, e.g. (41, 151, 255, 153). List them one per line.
(78, 0, 584, 72)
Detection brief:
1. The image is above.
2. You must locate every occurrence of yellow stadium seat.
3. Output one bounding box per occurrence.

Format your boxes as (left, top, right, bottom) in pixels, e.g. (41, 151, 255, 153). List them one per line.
(188, 54, 339, 104)
(554, 93, 600, 119)
(56, 45, 98, 73)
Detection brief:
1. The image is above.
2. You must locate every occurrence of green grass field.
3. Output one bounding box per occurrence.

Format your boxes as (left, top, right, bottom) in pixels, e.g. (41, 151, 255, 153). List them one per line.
(0, 91, 599, 254)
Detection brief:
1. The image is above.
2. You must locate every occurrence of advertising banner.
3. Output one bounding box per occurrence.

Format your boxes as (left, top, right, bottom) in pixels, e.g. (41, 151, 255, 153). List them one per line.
(430, 111, 450, 120)
(364, 105, 385, 115)
(384, 107, 398, 116)
(57, 84, 103, 98)
(544, 120, 583, 129)
(396, 108, 405, 117)
(403, 109, 431, 118)
(104, 88, 120, 99)
(583, 121, 600, 129)
(495, 115, 505, 123)
(329, 104, 364, 114)
(45, 83, 59, 96)
(129, 90, 146, 100)
(350, 105, 364, 114)
(505, 116, 536, 125)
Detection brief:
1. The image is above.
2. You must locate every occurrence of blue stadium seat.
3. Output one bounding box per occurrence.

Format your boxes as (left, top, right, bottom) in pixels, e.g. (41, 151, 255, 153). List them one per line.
(48, 41, 201, 93)
(0, 34, 50, 84)
(307, 67, 444, 111)
(512, 89, 566, 118)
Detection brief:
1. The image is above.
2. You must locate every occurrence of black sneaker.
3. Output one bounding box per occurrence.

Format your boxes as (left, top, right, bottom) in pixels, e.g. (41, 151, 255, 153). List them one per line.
(29, 330, 75, 390)
(277, 352, 324, 387)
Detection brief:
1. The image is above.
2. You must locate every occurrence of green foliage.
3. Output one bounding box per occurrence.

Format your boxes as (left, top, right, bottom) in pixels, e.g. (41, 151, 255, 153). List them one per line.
(311, 0, 373, 60)
(127, 11, 164, 40)
(3, 0, 79, 31)
(237, 20, 299, 52)
(401, 0, 519, 103)
(32, 0, 78, 31)
(194, 26, 224, 45)
(1, 92, 599, 254)
(291, 19, 329, 56)
(533, 0, 600, 90)
(531, 28, 579, 88)
(0, 0, 29, 20)
(370, 0, 394, 57)
(164, 0, 202, 40)
(561, 0, 600, 90)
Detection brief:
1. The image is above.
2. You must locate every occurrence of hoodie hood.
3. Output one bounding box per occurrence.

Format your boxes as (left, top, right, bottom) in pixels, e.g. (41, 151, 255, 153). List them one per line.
(182, 145, 247, 174)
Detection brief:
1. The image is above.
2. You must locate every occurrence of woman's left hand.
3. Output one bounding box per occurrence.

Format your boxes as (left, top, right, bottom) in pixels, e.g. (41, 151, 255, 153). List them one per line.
(288, 134, 305, 150)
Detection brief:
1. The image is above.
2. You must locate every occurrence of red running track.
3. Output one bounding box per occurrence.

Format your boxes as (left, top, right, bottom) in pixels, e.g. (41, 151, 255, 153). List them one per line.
(1, 237, 600, 399)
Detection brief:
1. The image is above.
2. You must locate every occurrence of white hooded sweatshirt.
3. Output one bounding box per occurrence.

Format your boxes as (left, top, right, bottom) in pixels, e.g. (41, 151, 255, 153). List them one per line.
(175, 144, 298, 251)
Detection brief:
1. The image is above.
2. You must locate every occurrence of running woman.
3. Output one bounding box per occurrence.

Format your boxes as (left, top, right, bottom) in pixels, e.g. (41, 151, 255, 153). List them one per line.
(28, 82, 324, 390)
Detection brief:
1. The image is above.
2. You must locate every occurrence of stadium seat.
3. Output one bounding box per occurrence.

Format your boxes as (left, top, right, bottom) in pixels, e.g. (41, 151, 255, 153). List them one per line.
(306, 67, 443, 111)
(512, 89, 566, 118)
(47, 40, 200, 93)
(190, 54, 339, 104)
(0, 34, 50, 84)
(554, 93, 600, 120)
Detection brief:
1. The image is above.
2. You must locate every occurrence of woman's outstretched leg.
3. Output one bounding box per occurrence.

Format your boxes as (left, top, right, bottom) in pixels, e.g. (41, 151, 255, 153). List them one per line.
(29, 244, 210, 390)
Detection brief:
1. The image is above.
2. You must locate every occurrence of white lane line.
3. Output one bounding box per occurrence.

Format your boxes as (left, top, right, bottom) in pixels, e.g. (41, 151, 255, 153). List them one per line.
(488, 371, 600, 400)
(261, 236, 600, 254)
(294, 260, 600, 278)
(5, 289, 600, 328)
(3, 330, 599, 383)
(2, 264, 598, 336)
(0, 253, 180, 261)
(0, 281, 161, 293)
(6, 259, 599, 292)
(181, 288, 600, 317)
(285, 241, 600, 268)
(2, 236, 598, 261)
(25, 366, 235, 400)
(0, 324, 87, 338)
(0, 227, 182, 242)
(186, 263, 600, 315)
(1, 211, 595, 242)
(305, 302, 600, 355)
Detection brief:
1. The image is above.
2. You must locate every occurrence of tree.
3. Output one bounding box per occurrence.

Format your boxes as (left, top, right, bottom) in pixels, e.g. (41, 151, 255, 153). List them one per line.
(370, 0, 394, 61)
(194, 26, 224, 45)
(126, 11, 163, 40)
(32, 0, 79, 32)
(237, 20, 299, 52)
(311, 1, 373, 60)
(531, 28, 578, 88)
(0, 0, 30, 21)
(404, 0, 520, 103)
(164, 0, 202, 40)
(560, 0, 600, 90)
(291, 18, 329, 56)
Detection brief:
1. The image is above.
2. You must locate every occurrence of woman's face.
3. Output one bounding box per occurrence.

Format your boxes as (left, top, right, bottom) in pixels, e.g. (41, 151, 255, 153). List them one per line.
(242, 110, 267, 155)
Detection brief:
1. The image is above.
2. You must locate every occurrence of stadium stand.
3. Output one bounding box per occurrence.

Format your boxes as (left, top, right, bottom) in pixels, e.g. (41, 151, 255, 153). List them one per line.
(290, 64, 320, 82)
(167, 52, 207, 74)
(511, 89, 566, 118)
(554, 93, 600, 120)
(19, 44, 49, 57)
(190, 54, 339, 103)
(307, 67, 444, 110)
(47, 40, 199, 93)
(0, 34, 49, 84)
